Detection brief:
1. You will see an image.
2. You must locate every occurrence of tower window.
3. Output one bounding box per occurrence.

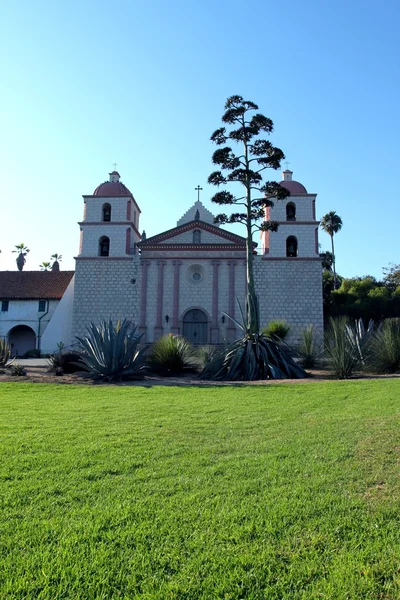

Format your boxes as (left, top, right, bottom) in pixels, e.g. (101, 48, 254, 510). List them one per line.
(286, 202, 296, 221)
(38, 300, 46, 312)
(1, 300, 9, 312)
(99, 236, 110, 257)
(193, 229, 201, 244)
(286, 236, 298, 257)
(102, 203, 111, 222)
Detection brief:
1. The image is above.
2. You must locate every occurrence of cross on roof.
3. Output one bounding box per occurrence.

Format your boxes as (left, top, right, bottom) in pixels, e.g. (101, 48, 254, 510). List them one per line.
(284, 160, 291, 170)
(112, 162, 118, 171)
(195, 185, 203, 202)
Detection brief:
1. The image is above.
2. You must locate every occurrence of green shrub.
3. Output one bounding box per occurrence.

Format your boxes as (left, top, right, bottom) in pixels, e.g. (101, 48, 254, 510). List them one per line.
(262, 320, 290, 342)
(76, 319, 145, 381)
(10, 363, 27, 377)
(148, 336, 198, 375)
(48, 351, 87, 374)
(196, 345, 221, 369)
(325, 317, 361, 379)
(297, 325, 321, 368)
(0, 338, 12, 367)
(22, 349, 41, 358)
(368, 318, 400, 373)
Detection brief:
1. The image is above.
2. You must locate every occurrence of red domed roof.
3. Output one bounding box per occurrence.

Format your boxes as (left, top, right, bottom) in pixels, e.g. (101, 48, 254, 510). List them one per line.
(280, 180, 308, 194)
(93, 180, 132, 197)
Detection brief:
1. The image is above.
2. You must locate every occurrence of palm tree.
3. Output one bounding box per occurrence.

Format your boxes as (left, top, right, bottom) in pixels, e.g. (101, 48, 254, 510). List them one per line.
(320, 212, 343, 289)
(12, 243, 30, 272)
(50, 253, 62, 271)
(39, 261, 51, 271)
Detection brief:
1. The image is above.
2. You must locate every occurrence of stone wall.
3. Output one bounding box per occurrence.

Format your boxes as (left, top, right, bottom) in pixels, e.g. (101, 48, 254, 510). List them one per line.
(255, 257, 324, 343)
(268, 225, 319, 257)
(71, 256, 141, 341)
(80, 224, 131, 257)
(71, 254, 323, 347)
(140, 257, 247, 343)
(271, 195, 316, 221)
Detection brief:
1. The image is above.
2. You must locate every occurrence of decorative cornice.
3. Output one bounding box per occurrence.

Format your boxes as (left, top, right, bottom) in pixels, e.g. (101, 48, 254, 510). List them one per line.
(140, 256, 246, 261)
(275, 221, 320, 225)
(261, 256, 322, 261)
(74, 256, 135, 261)
(78, 221, 141, 237)
(138, 219, 249, 246)
(140, 243, 246, 252)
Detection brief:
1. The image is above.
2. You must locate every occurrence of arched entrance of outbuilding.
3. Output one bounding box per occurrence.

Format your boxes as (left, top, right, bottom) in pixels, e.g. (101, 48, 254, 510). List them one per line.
(182, 309, 208, 344)
(8, 325, 36, 357)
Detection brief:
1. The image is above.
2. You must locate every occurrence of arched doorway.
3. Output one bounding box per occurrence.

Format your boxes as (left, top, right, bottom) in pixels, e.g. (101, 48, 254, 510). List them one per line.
(8, 325, 36, 357)
(182, 309, 208, 344)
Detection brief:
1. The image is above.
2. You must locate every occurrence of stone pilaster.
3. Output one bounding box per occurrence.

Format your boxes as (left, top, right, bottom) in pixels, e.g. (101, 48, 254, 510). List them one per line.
(154, 261, 166, 339)
(227, 260, 237, 342)
(139, 261, 150, 340)
(172, 261, 181, 334)
(211, 261, 220, 343)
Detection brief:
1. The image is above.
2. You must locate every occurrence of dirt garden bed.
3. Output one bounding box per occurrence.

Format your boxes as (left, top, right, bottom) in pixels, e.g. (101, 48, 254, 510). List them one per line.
(1, 364, 399, 386)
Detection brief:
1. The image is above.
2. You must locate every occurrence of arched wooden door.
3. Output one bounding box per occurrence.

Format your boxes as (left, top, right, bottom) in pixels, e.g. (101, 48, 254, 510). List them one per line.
(182, 309, 208, 344)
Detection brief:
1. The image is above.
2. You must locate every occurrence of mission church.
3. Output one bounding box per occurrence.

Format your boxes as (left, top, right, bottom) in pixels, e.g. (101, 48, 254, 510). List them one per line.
(0, 169, 323, 354)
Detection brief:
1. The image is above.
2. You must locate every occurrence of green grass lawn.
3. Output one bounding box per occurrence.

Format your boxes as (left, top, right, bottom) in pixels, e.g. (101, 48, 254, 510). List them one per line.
(1, 380, 400, 599)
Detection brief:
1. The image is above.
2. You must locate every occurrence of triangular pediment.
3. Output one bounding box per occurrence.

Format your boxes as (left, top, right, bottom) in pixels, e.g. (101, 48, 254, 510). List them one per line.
(138, 219, 248, 247)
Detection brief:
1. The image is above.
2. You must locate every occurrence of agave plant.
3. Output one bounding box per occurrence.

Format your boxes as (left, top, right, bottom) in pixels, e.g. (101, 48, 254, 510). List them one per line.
(0, 338, 13, 367)
(147, 335, 198, 375)
(76, 319, 145, 381)
(200, 301, 306, 381)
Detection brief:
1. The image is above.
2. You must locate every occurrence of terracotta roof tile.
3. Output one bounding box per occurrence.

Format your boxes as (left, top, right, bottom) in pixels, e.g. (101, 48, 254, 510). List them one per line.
(0, 271, 74, 300)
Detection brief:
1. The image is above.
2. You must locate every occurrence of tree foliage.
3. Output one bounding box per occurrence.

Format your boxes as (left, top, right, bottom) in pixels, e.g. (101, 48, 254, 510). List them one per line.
(320, 212, 343, 289)
(12, 243, 30, 272)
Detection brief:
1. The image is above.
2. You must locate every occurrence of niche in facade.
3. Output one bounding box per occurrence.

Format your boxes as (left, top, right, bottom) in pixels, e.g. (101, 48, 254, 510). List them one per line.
(193, 229, 201, 243)
(286, 236, 298, 258)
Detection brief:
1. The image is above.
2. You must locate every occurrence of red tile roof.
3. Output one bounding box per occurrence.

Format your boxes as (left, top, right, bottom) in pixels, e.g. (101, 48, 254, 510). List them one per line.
(0, 271, 74, 300)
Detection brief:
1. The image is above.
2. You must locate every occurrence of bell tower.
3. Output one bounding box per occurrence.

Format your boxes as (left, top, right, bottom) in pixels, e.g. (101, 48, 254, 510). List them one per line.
(261, 170, 320, 258)
(78, 171, 141, 258)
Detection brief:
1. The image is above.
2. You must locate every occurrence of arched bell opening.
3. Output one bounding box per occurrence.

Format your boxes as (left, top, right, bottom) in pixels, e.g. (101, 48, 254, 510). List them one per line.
(286, 202, 296, 221)
(102, 203, 111, 222)
(286, 236, 298, 258)
(99, 236, 110, 257)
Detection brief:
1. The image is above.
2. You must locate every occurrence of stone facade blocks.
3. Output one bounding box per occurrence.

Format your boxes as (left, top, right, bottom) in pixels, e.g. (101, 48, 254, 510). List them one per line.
(71, 257, 141, 340)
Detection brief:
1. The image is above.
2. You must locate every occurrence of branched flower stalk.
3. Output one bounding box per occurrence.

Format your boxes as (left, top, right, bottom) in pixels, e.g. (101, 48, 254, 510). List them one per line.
(208, 96, 289, 334)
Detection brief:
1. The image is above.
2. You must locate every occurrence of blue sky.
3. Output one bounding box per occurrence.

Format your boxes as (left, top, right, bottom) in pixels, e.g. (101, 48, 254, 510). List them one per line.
(1, 0, 399, 279)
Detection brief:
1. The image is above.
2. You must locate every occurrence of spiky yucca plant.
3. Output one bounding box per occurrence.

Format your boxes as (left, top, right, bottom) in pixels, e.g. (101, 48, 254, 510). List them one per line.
(368, 318, 400, 374)
(296, 325, 321, 369)
(0, 338, 13, 367)
(200, 303, 306, 381)
(148, 335, 198, 375)
(76, 319, 145, 381)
